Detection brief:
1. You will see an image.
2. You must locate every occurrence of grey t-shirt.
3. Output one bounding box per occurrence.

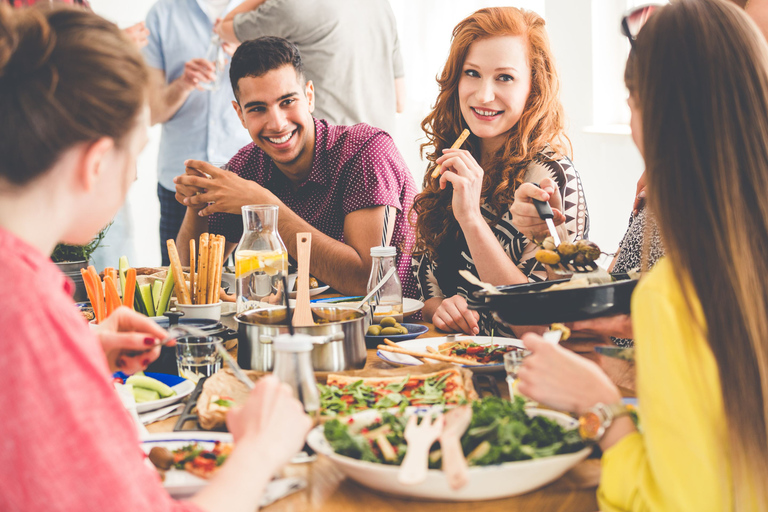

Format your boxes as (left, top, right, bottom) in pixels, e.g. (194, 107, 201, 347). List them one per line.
(233, 0, 403, 134)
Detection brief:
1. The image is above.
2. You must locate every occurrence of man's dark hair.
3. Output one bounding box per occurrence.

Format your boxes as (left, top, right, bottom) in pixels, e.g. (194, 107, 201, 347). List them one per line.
(230, 36, 305, 101)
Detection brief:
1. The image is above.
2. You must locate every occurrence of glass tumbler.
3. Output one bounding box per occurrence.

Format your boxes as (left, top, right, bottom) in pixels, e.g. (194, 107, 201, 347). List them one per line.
(176, 335, 223, 383)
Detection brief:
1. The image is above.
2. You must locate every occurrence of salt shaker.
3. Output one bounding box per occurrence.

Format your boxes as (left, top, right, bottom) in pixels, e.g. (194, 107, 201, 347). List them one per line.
(200, 33, 226, 92)
(366, 246, 403, 322)
(272, 334, 320, 416)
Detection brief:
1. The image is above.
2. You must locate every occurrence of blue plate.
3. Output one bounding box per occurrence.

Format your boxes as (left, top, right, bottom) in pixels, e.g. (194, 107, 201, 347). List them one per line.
(365, 323, 429, 346)
(113, 371, 187, 387)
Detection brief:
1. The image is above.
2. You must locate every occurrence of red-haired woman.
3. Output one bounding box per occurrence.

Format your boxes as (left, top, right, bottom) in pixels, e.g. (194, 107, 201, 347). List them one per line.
(413, 7, 589, 337)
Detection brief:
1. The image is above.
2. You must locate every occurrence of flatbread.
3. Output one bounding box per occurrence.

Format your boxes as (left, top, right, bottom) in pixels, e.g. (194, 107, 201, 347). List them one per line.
(326, 366, 471, 403)
(197, 369, 261, 430)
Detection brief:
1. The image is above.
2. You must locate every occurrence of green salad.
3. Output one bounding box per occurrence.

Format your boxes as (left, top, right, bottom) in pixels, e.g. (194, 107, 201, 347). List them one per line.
(323, 396, 586, 467)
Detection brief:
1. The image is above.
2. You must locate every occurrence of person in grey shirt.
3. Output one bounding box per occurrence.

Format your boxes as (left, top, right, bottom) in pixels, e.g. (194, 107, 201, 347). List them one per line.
(215, 0, 405, 134)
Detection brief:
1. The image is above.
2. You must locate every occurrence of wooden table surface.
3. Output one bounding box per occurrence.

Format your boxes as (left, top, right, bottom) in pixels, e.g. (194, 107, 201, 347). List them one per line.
(148, 313, 636, 511)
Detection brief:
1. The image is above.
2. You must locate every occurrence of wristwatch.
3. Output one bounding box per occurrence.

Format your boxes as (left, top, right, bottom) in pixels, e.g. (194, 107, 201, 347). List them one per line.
(578, 402, 632, 442)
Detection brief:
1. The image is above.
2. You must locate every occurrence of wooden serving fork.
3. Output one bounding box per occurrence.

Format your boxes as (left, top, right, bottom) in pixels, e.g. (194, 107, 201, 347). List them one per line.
(439, 405, 473, 490)
(398, 413, 445, 485)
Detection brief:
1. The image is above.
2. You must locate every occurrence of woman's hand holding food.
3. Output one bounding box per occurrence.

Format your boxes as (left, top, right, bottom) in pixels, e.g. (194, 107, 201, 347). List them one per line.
(226, 376, 312, 467)
(175, 160, 280, 216)
(516, 333, 621, 414)
(432, 295, 480, 335)
(509, 177, 565, 241)
(95, 306, 171, 374)
(436, 148, 486, 228)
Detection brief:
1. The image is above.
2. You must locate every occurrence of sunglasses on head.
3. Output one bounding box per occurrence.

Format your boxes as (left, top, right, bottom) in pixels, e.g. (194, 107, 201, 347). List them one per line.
(621, 3, 665, 47)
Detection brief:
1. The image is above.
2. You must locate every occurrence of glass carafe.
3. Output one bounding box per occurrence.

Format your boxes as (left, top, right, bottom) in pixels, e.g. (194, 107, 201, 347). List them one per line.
(366, 246, 403, 322)
(235, 205, 288, 313)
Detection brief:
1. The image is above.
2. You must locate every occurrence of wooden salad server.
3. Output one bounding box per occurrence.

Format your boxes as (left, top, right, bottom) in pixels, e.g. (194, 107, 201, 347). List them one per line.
(439, 405, 473, 490)
(398, 413, 445, 485)
(292, 232, 315, 327)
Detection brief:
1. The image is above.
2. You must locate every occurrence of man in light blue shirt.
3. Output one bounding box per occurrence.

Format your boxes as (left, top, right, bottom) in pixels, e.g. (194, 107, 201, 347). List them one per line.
(144, 0, 251, 265)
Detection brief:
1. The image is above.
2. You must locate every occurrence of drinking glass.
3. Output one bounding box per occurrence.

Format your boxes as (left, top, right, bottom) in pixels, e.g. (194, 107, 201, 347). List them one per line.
(504, 348, 532, 398)
(176, 335, 223, 383)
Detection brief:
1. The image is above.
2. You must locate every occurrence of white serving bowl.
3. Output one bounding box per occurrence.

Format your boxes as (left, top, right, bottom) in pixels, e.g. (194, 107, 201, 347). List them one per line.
(306, 407, 591, 501)
(175, 301, 222, 321)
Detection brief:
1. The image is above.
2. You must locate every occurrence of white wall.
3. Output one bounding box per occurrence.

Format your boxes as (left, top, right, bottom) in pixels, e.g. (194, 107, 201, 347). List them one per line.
(88, 0, 642, 267)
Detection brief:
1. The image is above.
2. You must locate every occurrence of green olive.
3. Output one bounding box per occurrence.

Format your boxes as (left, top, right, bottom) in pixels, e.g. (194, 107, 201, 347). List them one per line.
(380, 327, 402, 336)
(535, 249, 561, 265)
(367, 325, 382, 336)
(398, 326, 409, 335)
(379, 317, 397, 327)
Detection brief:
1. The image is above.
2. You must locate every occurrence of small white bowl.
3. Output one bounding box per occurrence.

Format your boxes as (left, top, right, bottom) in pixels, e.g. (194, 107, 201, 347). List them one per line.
(175, 301, 222, 321)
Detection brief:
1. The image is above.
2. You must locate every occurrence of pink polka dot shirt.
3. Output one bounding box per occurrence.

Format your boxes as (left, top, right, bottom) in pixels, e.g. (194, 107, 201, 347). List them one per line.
(208, 118, 419, 298)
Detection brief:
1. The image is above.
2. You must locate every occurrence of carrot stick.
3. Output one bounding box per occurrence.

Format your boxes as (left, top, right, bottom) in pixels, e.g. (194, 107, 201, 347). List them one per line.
(87, 266, 105, 323)
(123, 268, 136, 308)
(104, 275, 120, 317)
(189, 239, 197, 305)
(81, 268, 100, 322)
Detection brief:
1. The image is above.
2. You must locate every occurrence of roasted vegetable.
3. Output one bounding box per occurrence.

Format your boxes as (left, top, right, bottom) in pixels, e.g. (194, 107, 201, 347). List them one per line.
(535, 249, 561, 265)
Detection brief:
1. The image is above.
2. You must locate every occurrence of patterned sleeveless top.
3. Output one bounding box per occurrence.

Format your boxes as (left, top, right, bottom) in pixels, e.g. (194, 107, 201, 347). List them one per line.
(412, 147, 590, 338)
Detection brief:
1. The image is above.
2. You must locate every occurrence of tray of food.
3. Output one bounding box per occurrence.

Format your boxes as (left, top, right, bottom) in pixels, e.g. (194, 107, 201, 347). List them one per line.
(376, 336, 524, 374)
(470, 273, 639, 325)
(307, 396, 590, 501)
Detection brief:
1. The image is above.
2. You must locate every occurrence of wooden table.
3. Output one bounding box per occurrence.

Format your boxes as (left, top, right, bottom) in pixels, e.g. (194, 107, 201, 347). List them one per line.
(148, 316, 635, 511)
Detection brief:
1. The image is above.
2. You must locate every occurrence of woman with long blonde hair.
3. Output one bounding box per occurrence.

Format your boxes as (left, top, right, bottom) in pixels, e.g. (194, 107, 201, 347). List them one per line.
(518, 1, 768, 509)
(412, 7, 589, 337)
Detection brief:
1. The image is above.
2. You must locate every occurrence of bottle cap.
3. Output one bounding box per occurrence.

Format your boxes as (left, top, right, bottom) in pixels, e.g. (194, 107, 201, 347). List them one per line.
(370, 246, 396, 257)
(273, 333, 313, 352)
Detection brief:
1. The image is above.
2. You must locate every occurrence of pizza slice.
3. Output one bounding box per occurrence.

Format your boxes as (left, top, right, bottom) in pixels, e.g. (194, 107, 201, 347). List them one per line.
(173, 441, 233, 480)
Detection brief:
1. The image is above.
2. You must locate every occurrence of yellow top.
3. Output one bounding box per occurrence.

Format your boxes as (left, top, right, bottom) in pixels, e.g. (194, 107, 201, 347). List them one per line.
(597, 257, 733, 511)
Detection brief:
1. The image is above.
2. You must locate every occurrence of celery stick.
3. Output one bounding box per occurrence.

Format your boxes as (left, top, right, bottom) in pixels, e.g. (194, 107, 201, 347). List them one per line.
(152, 280, 163, 312)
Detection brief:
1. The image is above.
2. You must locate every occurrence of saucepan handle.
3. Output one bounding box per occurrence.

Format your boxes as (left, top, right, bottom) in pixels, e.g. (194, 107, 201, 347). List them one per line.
(310, 332, 345, 345)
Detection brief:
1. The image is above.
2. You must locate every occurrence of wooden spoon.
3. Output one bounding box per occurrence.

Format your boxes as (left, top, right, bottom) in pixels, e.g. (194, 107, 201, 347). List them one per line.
(292, 232, 315, 327)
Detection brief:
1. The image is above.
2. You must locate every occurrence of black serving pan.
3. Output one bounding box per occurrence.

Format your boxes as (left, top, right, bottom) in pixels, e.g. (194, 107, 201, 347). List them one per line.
(469, 273, 639, 325)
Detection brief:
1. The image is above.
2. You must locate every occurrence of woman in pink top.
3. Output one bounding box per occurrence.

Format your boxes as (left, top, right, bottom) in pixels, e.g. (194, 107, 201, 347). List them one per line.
(0, 5, 311, 512)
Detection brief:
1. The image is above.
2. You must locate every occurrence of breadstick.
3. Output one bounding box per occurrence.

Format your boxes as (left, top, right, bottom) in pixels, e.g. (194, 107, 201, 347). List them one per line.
(431, 128, 471, 178)
(386, 338, 425, 362)
(189, 238, 196, 305)
(377, 343, 480, 366)
(167, 239, 191, 305)
(197, 233, 210, 305)
(213, 235, 226, 303)
(206, 236, 220, 304)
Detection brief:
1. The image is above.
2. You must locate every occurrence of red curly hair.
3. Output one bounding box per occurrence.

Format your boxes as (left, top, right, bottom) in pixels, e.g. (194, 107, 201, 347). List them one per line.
(413, 7, 570, 260)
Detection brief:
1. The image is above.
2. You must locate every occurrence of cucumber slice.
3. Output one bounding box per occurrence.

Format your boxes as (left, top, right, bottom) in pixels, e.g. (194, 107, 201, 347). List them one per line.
(133, 387, 161, 403)
(118, 255, 130, 296)
(156, 270, 175, 317)
(152, 280, 163, 312)
(134, 281, 148, 316)
(126, 375, 176, 398)
(139, 283, 155, 317)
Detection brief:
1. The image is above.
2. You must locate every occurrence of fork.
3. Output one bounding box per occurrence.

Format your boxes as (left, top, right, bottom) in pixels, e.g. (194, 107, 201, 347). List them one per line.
(398, 413, 445, 485)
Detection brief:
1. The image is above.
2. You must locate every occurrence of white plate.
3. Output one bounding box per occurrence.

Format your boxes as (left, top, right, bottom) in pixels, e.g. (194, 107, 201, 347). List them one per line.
(376, 335, 523, 374)
(307, 407, 591, 501)
(135, 377, 196, 414)
(288, 285, 330, 299)
(402, 297, 425, 318)
(141, 432, 233, 496)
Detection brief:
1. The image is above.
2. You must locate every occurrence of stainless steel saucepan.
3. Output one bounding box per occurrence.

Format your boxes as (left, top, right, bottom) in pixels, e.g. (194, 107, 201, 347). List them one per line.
(235, 305, 367, 372)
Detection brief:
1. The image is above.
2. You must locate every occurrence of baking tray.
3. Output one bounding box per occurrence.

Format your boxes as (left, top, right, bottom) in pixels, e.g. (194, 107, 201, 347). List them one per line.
(470, 273, 639, 325)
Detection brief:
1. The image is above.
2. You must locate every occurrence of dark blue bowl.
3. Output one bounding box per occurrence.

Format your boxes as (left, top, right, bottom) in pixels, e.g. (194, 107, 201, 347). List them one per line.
(365, 323, 429, 348)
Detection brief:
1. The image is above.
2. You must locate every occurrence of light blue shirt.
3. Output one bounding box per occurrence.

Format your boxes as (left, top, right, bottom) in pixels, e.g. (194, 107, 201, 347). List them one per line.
(143, 0, 251, 191)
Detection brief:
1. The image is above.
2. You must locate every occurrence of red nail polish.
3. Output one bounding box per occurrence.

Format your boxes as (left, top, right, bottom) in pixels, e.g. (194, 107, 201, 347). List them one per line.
(144, 337, 156, 346)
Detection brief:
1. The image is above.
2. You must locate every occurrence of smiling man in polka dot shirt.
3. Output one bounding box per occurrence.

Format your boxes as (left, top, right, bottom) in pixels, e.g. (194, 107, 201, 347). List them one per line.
(174, 37, 418, 297)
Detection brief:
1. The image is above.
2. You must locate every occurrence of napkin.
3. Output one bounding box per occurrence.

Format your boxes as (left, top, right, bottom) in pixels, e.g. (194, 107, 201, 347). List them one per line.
(260, 477, 306, 507)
